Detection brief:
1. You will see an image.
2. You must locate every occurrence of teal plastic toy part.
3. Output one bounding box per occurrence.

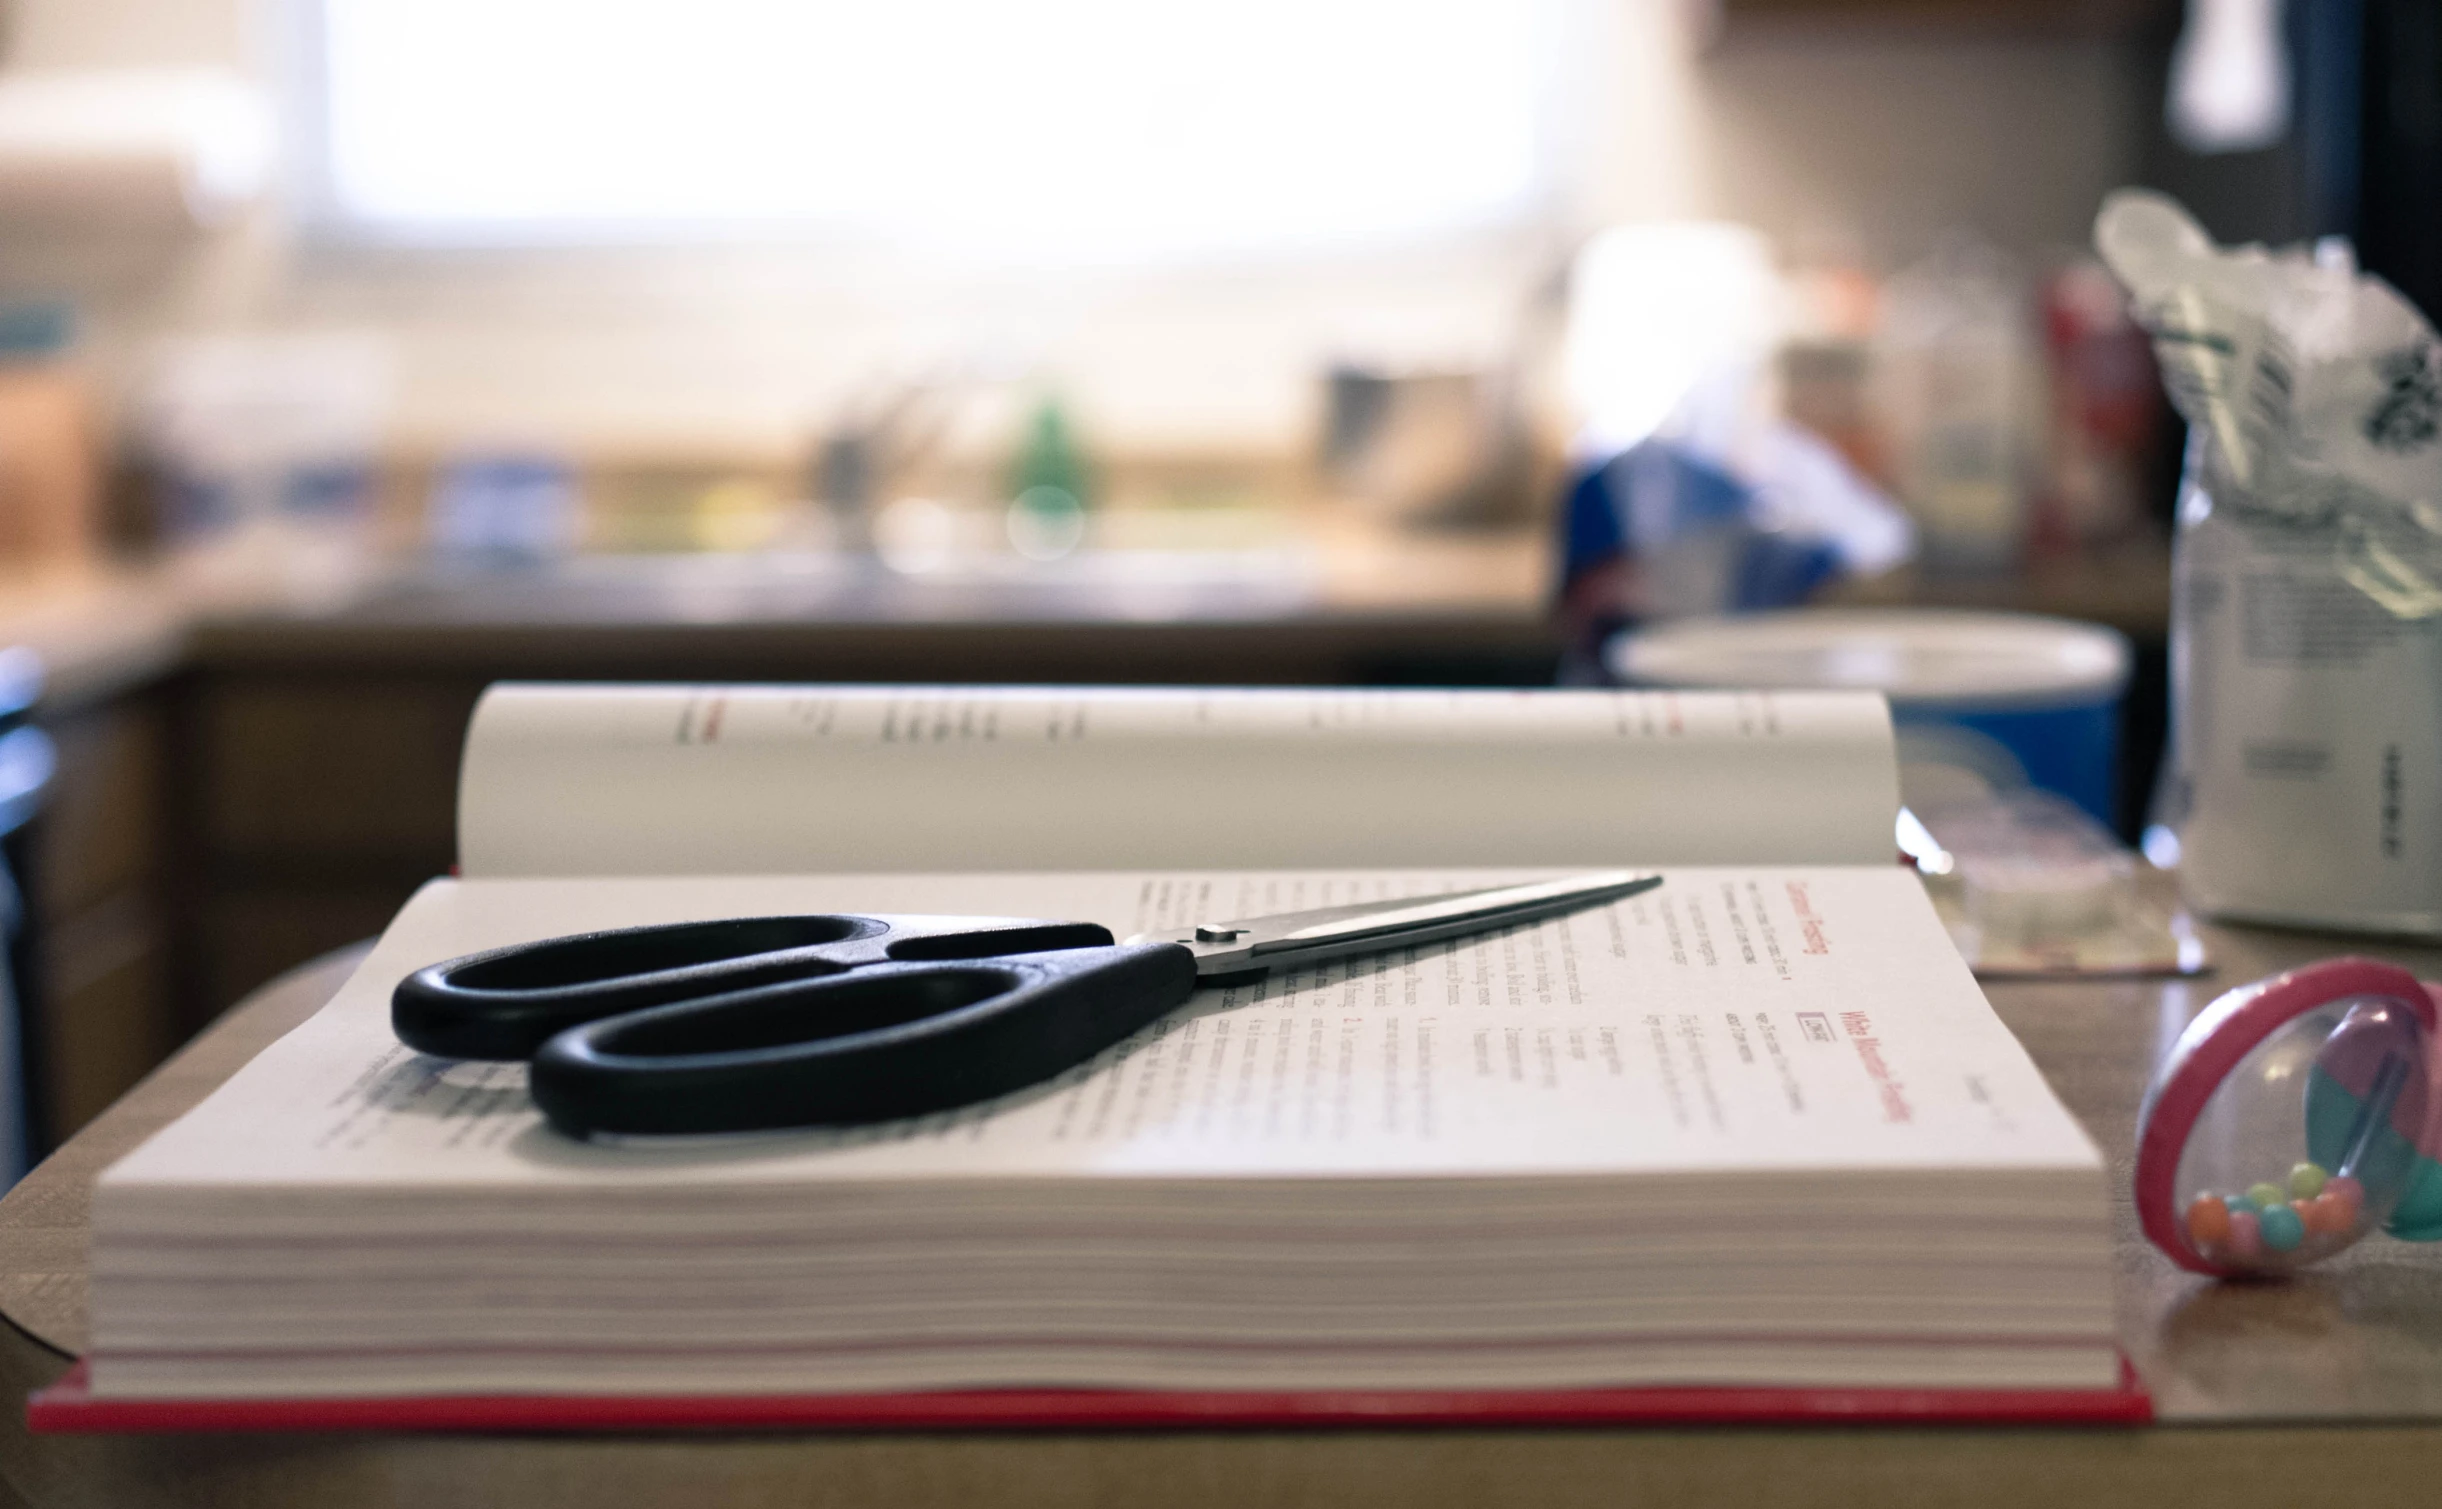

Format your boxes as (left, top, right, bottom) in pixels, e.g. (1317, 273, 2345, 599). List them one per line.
(2306, 1064, 2442, 1239)
(2385, 1158, 2442, 1241)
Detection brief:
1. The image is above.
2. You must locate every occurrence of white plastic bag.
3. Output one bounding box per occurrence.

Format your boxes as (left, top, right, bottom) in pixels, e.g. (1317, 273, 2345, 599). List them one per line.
(2097, 189, 2442, 936)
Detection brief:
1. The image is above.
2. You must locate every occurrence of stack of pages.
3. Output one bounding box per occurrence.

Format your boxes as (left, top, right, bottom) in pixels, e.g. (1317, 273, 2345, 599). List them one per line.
(86, 686, 2118, 1405)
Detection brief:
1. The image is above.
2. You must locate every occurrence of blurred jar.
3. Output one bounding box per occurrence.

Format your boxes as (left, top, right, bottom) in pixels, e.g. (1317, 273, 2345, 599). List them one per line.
(1874, 238, 2041, 574)
(1779, 340, 1883, 488)
(2031, 260, 2163, 556)
(0, 303, 98, 566)
(1780, 242, 1888, 487)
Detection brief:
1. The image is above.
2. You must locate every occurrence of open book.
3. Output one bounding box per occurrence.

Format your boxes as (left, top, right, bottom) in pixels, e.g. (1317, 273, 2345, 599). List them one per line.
(83, 687, 2117, 1411)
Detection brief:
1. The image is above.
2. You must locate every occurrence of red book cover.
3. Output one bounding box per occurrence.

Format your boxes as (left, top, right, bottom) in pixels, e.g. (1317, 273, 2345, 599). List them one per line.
(28, 1359, 2150, 1434)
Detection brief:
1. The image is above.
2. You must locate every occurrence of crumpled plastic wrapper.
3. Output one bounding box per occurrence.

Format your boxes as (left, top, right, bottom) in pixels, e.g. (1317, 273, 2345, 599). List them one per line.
(2098, 189, 2442, 615)
(2096, 190, 2442, 936)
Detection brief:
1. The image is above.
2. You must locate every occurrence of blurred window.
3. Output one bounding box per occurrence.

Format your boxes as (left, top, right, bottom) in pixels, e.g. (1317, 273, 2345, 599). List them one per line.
(309, 0, 1565, 259)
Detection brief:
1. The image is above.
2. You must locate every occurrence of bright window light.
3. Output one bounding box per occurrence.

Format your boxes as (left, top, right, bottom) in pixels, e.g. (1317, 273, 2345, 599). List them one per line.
(316, 0, 1560, 260)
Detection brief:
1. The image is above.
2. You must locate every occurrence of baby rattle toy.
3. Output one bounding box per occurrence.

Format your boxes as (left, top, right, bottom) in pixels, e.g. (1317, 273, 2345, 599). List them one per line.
(2137, 957, 2442, 1276)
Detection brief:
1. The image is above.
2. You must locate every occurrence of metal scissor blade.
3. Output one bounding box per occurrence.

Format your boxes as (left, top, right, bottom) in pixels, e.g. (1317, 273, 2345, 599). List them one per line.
(1127, 870, 1663, 977)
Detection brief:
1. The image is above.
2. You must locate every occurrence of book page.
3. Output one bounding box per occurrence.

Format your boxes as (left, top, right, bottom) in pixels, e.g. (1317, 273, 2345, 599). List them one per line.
(456, 686, 1898, 877)
(102, 865, 2099, 1196)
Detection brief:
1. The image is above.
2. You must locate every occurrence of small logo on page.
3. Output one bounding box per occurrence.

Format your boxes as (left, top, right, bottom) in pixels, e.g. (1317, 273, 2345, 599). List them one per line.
(1796, 1012, 1836, 1045)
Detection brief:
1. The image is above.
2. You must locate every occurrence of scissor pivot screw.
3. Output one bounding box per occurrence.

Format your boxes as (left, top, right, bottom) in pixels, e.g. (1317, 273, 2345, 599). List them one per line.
(1193, 925, 1247, 943)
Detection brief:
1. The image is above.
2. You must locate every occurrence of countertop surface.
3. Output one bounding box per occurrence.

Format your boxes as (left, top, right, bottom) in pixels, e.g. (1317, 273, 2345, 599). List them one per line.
(4, 533, 2176, 704)
(1818, 541, 2175, 641)
(0, 566, 193, 713)
(2, 530, 1559, 698)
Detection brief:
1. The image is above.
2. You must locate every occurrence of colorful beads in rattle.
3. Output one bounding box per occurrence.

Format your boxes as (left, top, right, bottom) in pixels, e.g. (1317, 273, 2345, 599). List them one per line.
(2184, 1162, 2365, 1265)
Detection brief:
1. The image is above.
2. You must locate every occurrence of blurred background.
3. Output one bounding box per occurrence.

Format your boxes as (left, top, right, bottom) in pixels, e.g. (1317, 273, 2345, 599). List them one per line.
(0, 0, 2432, 1167)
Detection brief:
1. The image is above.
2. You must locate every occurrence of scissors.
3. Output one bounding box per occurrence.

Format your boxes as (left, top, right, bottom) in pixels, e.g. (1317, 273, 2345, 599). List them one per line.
(393, 870, 1662, 1139)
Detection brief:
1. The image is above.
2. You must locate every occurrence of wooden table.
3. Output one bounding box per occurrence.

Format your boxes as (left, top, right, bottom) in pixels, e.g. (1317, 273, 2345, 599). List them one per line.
(4, 914, 2441, 1509)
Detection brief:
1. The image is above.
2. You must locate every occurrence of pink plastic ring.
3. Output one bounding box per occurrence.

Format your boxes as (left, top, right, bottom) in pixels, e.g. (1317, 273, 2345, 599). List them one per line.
(2134, 957, 2435, 1276)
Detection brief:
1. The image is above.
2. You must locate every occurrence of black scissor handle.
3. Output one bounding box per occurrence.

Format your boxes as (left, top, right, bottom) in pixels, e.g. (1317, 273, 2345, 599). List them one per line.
(530, 944, 1197, 1137)
(393, 913, 1119, 1061)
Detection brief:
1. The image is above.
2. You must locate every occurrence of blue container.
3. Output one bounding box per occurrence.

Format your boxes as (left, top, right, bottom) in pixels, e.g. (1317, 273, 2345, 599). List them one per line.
(1607, 610, 2133, 828)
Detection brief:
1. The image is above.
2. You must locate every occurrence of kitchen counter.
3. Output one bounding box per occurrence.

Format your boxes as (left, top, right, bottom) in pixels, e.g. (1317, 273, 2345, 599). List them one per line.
(5, 527, 1561, 695)
(0, 566, 190, 716)
(1821, 539, 2176, 640)
(5, 529, 2181, 704)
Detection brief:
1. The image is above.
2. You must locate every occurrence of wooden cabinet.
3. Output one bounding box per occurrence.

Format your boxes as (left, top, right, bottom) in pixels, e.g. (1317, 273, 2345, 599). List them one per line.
(182, 674, 480, 1022)
(194, 678, 472, 872)
(25, 691, 176, 1147)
